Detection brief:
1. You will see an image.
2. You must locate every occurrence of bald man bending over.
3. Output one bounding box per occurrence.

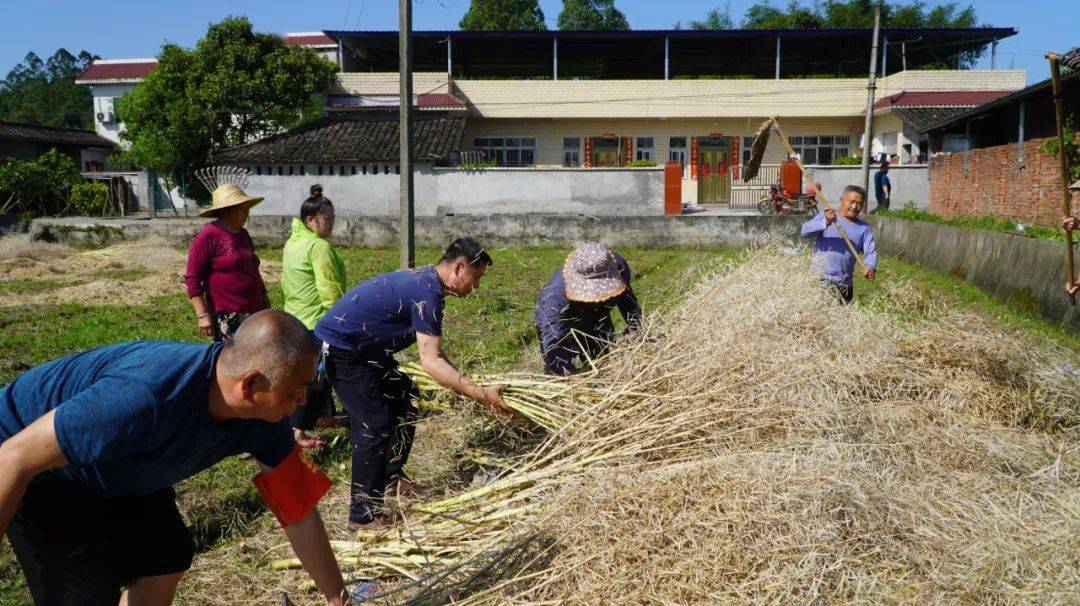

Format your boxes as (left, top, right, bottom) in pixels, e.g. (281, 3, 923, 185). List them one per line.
(0, 310, 349, 606)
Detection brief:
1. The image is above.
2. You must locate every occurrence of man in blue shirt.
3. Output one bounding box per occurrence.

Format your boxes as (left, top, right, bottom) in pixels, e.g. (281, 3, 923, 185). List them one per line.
(0, 311, 349, 606)
(315, 237, 510, 530)
(871, 160, 891, 213)
(800, 185, 878, 303)
(535, 243, 642, 375)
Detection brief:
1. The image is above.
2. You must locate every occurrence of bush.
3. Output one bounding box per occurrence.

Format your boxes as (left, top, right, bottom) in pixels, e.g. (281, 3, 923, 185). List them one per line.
(458, 159, 498, 170)
(0, 149, 82, 217)
(832, 155, 862, 166)
(630, 159, 658, 167)
(879, 203, 1065, 241)
(71, 182, 111, 217)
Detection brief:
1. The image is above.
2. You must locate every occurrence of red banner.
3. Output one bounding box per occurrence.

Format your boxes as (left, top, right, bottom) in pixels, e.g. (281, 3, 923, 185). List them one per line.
(584, 137, 593, 168)
(623, 137, 633, 167)
(690, 137, 699, 179)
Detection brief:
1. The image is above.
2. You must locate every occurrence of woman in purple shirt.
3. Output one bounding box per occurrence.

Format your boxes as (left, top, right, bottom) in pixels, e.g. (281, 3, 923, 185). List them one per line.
(185, 183, 270, 341)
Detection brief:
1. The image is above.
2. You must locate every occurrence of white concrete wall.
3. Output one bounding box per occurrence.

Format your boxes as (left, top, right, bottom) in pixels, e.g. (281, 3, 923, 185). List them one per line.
(88, 83, 137, 146)
(243, 166, 665, 217)
(804, 164, 929, 211)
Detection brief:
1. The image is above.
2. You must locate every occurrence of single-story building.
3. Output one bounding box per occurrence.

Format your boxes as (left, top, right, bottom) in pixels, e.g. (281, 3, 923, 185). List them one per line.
(922, 50, 1079, 226)
(0, 121, 115, 169)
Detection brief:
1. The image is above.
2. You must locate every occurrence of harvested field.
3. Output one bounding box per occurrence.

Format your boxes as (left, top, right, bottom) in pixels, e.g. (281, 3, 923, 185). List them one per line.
(258, 249, 1078, 605)
(0, 235, 281, 307)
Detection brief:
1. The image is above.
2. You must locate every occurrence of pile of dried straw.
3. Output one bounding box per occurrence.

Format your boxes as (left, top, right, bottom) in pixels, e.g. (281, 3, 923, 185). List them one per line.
(286, 250, 1077, 604)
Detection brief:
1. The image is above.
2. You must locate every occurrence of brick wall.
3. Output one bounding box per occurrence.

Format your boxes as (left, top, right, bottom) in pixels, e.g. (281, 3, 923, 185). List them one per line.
(929, 136, 1079, 226)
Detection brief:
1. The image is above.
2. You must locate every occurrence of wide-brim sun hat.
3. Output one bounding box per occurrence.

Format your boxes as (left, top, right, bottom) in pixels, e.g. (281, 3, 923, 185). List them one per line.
(198, 183, 264, 218)
(563, 243, 627, 303)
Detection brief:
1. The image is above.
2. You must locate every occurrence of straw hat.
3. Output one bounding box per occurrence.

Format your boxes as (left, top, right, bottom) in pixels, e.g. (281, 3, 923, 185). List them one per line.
(198, 183, 263, 218)
(563, 243, 627, 303)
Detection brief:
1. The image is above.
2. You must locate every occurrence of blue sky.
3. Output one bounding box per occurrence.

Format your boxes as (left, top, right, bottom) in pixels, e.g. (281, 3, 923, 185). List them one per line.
(1, 0, 1074, 84)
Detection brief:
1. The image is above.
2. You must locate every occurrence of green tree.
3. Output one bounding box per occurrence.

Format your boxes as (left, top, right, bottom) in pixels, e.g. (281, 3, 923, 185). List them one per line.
(460, 0, 547, 30)
(557, 0, 629, 30)
(117, 17, 335, 194)
(689, 3, 735, 30)
(0, 49, 98, 128)
(740, 1, 982, 67)
(0, 148, 82, 216)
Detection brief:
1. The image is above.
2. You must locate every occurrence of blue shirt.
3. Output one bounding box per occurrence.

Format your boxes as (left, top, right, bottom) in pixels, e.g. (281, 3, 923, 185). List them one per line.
(800, 213, 878, 288)
(0, 341, 294, 497)
(315, 265, 444, 358)
(874, 171, 891, 201)
(535, 254, 642, 375)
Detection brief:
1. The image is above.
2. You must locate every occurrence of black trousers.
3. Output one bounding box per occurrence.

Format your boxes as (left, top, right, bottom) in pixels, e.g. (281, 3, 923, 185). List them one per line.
(825, 280, 854, 304)
(328, 347, 419, 524)
(290, 340, 334, 430)
(6, 481, 193, 606)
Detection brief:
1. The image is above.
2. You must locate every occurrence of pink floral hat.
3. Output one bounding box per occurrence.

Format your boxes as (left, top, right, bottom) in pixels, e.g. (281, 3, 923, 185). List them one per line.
(562, 243, 627, 303)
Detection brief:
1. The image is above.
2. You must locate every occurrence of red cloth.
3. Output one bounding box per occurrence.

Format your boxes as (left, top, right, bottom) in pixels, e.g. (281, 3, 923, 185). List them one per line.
(252, 444, 333, 527)
(184, 222, 267, 314)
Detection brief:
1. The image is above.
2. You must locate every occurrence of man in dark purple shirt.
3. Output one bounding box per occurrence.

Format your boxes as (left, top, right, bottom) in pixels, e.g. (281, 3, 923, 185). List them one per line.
(535, 244, 642, 375)
(315, 237, 511, 530)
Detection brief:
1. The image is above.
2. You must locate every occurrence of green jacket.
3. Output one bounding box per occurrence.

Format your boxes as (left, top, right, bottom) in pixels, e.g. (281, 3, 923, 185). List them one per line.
(282, 218, 347, 330)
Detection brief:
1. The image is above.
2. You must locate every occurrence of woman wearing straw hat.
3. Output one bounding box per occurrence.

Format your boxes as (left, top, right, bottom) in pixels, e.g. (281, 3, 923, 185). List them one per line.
(535, 243, 642, 375)
(184, 178, 269, 342)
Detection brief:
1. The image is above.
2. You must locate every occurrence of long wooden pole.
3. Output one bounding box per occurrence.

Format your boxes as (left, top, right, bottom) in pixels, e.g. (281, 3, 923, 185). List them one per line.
(399, 0, 415, 269)
(860, 2, 882, 196)
(1047, 53, 1076, 304)
(770, 119, 869, 274)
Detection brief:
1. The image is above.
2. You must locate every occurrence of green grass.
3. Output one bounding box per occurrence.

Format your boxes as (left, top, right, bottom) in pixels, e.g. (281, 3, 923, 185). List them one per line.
(878, 204, 1070, 242)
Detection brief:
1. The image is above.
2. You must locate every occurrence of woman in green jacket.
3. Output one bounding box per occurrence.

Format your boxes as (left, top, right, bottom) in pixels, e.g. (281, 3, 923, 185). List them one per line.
(284, 184, 347, 443)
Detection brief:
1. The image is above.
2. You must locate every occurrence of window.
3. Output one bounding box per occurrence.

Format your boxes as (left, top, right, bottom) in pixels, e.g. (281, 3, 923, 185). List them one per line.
(255, 166, 262, 176)
(563, 137, 581, 167)
(473, 137, 536, 167)
(741, 136, 755, 166)
(669, 136, 687, 172)
(635, 137, 654, 161)
(317, 166, 323, 176)
(288, 166, 294, 176)
(300, 165, 306, 176)
(351, 165, 357, 175)
(788, 135, 851, 165)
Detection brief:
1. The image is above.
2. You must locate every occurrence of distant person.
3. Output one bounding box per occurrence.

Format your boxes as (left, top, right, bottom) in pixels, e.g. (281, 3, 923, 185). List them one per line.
(1064, 215, 1080, 296)
(535, 243, 642, 375)
(871, 160, 891, 214)
(314, 237, 512, 530)
(185, 183, 269, 342)
(0, 311, 349, 605)
(800, 185, 878, 303)
(282, 185, 347, 445)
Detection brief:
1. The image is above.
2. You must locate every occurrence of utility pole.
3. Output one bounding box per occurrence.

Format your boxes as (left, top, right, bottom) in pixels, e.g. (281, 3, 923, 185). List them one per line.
(399, 0, 415, 268)
(860, 2, 882, 198)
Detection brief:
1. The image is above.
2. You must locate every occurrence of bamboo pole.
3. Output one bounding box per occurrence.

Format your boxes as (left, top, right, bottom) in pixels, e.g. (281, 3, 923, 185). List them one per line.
(768, 119, 870, 274)
(1047, 52, 1077, 305)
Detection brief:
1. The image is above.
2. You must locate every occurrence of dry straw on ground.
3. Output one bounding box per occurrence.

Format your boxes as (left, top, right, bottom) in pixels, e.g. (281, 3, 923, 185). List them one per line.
(201, 249, 1078, 605)
(0, 235, 281, 306)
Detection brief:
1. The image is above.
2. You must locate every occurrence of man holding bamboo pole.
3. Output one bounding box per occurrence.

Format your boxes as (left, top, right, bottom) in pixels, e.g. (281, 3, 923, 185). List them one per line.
(314, 237, 511, 531)
(801, 185, 878, 303)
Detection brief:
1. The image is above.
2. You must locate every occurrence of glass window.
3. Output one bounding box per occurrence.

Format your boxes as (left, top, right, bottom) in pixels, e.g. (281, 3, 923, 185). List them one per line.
(474, 135, 537, 167)
(635, 137, 654, 161)
(741, 135, 754, 166)
(669, 136, 688, 175)
(563, 137, 580, 167)
(789, 135, 852, 165)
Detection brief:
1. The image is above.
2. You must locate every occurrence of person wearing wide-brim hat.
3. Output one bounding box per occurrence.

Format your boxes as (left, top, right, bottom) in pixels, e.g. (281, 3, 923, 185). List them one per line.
(535, 243, 643, 375)
(185, 181, 270, 342)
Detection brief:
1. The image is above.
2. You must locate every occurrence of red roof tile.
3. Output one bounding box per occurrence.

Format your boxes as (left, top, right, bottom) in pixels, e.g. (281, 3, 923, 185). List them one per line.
(874, 90, 1012, 110)
(75, 60, 157, 84)
(285, 33, 335, 46)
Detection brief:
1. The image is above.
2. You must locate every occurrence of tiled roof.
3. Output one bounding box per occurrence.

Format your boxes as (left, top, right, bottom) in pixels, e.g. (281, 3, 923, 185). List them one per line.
(874, 90, 1011, 110)
(284, 32, 335, 46)
(214, 116, 465, 164)
(921, 69, 1080, 133)
(0, 121, 115, 148)
(75, 60, 157, 84)
(891, 107, 972, 133)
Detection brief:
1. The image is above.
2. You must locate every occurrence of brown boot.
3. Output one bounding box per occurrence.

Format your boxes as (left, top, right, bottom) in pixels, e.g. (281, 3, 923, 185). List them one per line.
(348, 516, 394, 532)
